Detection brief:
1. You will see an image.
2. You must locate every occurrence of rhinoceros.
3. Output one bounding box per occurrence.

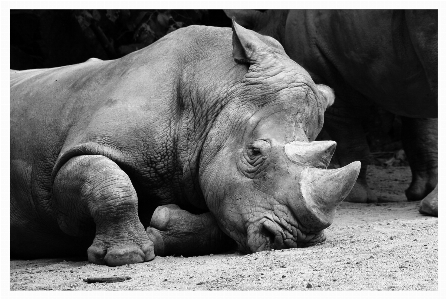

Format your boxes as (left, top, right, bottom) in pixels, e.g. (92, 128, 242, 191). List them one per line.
(10, 21, 360, 266)
(225, 10, 438, 216)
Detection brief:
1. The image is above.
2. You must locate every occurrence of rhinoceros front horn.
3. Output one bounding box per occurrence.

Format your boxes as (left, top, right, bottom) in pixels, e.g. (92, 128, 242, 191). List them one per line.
(299, 161, 361, 229)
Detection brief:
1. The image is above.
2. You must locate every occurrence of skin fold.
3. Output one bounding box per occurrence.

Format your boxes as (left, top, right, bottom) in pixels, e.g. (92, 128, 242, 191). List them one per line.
(11, 21, 360, 266)
(225, 10, 438, 216)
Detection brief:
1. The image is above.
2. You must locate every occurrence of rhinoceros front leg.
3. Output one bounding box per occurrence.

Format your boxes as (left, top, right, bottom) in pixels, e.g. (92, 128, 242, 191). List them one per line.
(323, 106, 377, 203)
(146, 204, 236, 256)
(52, 155, 155, 266)
(401, 117, 438, 208)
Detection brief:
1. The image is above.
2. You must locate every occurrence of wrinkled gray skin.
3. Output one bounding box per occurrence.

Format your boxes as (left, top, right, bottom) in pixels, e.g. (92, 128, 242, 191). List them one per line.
(11, 22, 360, 266)
(225, 10, 438, 216)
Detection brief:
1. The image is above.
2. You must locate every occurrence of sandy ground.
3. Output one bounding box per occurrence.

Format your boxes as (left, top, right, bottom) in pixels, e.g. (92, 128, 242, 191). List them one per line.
(10, 165, 438, 291)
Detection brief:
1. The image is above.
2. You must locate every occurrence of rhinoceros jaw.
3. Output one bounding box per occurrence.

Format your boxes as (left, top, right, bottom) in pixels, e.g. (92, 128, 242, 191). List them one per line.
(285, 140, 336, 168)
(299, 161, 361, 229)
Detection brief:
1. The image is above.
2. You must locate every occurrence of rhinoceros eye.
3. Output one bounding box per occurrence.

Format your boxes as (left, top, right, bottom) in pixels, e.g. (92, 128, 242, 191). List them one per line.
(247, 147, 261, 157)
(246, 139, 270, 165)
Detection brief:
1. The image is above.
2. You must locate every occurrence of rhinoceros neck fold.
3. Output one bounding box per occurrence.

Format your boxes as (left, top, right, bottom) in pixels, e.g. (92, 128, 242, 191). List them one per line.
(175, 62, 247, 210)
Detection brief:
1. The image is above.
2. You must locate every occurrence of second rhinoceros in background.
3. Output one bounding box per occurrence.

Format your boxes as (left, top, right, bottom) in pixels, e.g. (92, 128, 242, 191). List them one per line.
(10, 21, 360, 266)
(225, 10, 438, 216)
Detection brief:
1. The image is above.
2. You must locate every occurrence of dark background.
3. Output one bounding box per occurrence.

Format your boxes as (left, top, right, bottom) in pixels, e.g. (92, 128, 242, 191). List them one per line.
(10, 10, 231, 69)
(10, 9, 404, 165)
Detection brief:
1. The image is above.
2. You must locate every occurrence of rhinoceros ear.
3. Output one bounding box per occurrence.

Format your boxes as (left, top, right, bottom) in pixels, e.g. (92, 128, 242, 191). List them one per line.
(231, 19, 265, 64)
(317, 84, 335, 109)
(225, 10, 259, 29)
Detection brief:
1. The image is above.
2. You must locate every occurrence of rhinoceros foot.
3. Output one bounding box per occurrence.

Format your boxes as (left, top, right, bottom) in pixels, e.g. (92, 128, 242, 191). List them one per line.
(87, 222, 155, 266)
(344, 177, 378, 203)
(419, 186, 438, 217)
(147, 204, 235, 257)
(405, 175, 437, 202)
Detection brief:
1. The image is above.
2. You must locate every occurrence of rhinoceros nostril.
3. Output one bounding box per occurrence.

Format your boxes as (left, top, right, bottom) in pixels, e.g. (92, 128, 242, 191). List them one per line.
(260, 224, 275, 245)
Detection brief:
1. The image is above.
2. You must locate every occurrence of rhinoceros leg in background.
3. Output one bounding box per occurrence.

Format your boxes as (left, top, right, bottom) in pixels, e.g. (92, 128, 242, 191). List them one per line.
(419, 186, 438, 216)
(146, 205, 236, 256)
(323, 105, 377, 203)
(401, 117, 438, 214)
(323, 104, 438, 208)
(52, 155, 155, 266)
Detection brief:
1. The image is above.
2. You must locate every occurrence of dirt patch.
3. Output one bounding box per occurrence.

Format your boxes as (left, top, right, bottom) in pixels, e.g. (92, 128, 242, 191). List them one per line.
(10, 165, 438, 290)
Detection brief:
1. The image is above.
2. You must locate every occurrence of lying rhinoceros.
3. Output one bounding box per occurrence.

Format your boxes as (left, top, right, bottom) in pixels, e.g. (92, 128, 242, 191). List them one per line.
(10, 21, 360, 266)
(225, 10, 438, 216)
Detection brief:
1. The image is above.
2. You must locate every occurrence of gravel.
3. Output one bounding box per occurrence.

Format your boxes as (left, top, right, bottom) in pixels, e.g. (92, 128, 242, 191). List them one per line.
(10, 165, 438, 291)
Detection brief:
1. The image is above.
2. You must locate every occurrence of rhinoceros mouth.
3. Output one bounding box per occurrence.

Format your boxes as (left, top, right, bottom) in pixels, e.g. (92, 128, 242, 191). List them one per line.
(260, 217, 287, 249)
(244, 215, 326, 253)
(263, 218, 326, 248)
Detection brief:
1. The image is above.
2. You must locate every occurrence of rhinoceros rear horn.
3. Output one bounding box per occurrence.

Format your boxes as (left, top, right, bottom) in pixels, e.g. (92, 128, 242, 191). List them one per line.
(299, 161, 361, 229)
(285, 140, 336, 168)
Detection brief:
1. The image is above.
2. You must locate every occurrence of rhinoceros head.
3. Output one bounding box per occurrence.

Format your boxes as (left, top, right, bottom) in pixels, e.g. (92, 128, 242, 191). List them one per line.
(199, 21, 360, 253)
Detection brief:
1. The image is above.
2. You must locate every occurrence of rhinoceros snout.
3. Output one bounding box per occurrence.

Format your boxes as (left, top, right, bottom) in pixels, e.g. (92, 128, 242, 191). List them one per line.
(242, 142, 360, 253)
(282, 140, 361, 230)
(299, 161, 361, 229)
(247, 217, 328, 253)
